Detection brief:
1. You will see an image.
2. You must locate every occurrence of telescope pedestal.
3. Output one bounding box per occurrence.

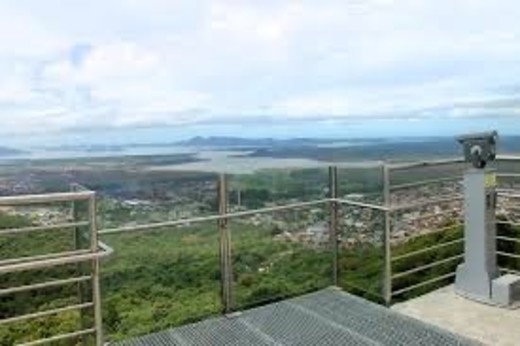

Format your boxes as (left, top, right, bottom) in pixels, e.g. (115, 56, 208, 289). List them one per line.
(455, 169, 498, 302)
(455, 168, 520, 306)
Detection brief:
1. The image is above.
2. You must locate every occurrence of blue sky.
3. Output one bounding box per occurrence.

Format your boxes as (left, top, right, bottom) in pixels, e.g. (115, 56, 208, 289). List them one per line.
(1, 0, 520, 145)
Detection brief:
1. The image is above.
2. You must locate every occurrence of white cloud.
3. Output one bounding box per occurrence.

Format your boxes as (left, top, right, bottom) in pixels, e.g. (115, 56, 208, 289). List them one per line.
(1, 0, 520, 136)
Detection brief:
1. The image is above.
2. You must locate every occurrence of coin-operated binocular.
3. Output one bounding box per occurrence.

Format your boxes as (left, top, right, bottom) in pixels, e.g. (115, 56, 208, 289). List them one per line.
(456, 131, 498, 169)
(455, 131, 520, 306)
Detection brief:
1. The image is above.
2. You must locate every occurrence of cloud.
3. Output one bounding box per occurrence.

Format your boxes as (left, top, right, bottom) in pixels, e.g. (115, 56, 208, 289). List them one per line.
(1, 0, 520, 136)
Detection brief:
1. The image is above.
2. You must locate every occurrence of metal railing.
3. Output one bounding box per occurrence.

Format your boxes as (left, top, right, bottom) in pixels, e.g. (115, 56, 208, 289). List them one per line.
(1, 156, 520, 344)
(496, 160, 520, 276)
(386, 155, 520, 302)
(0, 190, 110, 346)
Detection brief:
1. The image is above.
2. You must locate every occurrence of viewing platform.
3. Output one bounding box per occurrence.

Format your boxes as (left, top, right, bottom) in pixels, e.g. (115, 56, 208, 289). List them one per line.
(1, 155, 519, 345)
(393, 285, 520, 346)
(115, 288, 477, 346)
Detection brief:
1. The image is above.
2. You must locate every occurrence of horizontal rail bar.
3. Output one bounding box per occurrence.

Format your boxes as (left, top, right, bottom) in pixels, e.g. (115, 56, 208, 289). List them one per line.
(496, 220, 520, 227)
(496, 236, 520, 244)
(218, 198, 330, 217)
(499, 267, 520, 276)
(339, 282, 383, 300)
(392, 254, 463, 280)
(0, 249, 91, 267)
(391, 223, 463, 244)
(0, 191, 94, 206)
(99, 198, 331, 235)
(390, 176, 462, 191)
(391, 272, 456, 297)
(99, 215, 223, 234)
(388, 158, 464, 170)
(496, 155, 520, 161)
(496, 189, 520, 198)
(497, 173, 520, 178)
(333, 161, 384, 169)
(497, 251, 520, 260)
(333, 198, 388, 211)
(398, 209, 461, 224)
(392, 238, 464, 262)
(498, 192, 520, 199)
(502, 204, 520, 212)
(390, 195, 463, 212)
(0, 302, 93, 325)
(0, 221, 89, 236)
(17, 328, 96, 346)
(0, 249, 110, 274)
(99, 240, 114, 256)
(70, 183, 92, 192)
(0, 275, 91, 296)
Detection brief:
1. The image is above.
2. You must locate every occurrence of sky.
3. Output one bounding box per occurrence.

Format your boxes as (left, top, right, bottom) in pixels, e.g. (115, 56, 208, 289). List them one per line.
(2, 0, 520, 146)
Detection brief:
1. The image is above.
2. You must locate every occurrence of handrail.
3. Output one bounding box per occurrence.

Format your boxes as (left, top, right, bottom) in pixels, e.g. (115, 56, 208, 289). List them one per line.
(391, 254, 464, 280)
(0, 302, 93, 325)
(17, 328, 96, 346)
(497, 173, 520, 178)
(0, 248, 110, 274)
(0, 275, 91, 296)
(399, 209, 461, 224)
(497, 220, 520, 227)
(387, 158, 464, 170)
(496, 155, 520, 161)
(0, 221, 90, 236)
(390, 176, 462, 191)
(334, 198, 388, 211)
(497, 251, 520, 260)
(0, 191, 94, 206)
(98, 240, 114, 256)
(392, 272, 456, 296)
(392, 238, 464, 262)
(498, 192, 520, 199)
(99, 198, 333, 235)
(0, 249, 91, 267)
(499, 267, 520, 276)
(390, 195, 463, 212)
(496, 235, 520, 244)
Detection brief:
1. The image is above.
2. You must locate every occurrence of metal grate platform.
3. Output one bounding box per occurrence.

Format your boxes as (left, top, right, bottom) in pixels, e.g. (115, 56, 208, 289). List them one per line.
(114, 288, 479, 346)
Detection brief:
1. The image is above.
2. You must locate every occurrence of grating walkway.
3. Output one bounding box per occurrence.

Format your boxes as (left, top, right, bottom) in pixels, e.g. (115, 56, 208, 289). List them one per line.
(114, 287, 479, 346)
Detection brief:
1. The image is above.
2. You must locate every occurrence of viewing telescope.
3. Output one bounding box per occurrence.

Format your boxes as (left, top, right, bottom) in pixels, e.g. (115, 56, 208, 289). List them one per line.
(456, 131, 498, 169)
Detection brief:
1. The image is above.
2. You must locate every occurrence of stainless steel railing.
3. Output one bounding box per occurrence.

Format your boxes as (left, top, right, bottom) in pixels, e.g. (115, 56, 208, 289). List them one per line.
(0, 190, 110, 346)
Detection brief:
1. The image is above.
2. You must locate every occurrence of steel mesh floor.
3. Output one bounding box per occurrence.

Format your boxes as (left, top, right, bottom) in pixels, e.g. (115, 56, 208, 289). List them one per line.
(114, 287, 479, 346)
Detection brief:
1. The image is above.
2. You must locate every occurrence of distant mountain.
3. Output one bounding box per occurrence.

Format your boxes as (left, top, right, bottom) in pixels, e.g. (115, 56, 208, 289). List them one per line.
(0, 146, 26, 157)
(174, 136, 380, 147)
(241, 135, 520, 162)
(43, 144, 126, 153)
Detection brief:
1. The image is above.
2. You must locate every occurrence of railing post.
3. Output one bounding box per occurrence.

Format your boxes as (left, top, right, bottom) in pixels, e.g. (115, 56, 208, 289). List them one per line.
(218, 174, 233, 313)
(382, 163, 392, 306)
(329, 166, 339, 286)
(88, 193, 103, 345)
(71, 185, 89, 346)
